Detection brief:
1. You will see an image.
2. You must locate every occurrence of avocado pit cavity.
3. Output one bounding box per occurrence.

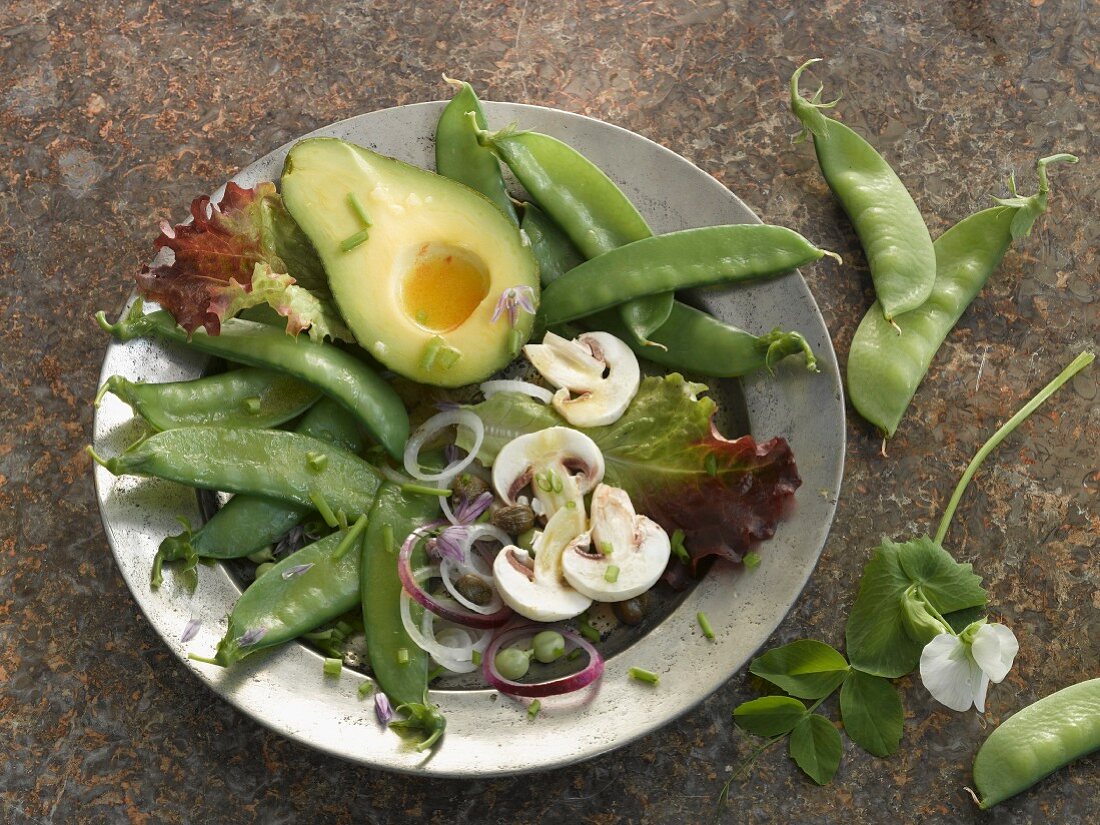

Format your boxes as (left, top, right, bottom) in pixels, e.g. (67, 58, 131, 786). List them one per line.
(401, 243, 490, 333)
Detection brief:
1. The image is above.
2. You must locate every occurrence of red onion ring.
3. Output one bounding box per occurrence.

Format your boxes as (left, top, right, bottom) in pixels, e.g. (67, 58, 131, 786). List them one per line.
(398, 526, 512, 629)
(483, 623, 605, 697)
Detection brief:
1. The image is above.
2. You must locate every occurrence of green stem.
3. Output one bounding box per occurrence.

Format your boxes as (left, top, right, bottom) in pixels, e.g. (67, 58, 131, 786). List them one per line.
(935, 351, 1094, 545)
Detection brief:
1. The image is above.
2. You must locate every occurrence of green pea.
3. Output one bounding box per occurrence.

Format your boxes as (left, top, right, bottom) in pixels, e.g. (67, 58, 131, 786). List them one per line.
(254, 562, 276, 578)
(972, 678, 1100, 809)
(790, 59, 935, 322)
(847, 154, 1077, 438)
(97, 301, 408, 459)
(532, 631, 566, 664)
(495, 647, 534, 681)
(96, 368, 321, 432)
(435, 78, 518, 224)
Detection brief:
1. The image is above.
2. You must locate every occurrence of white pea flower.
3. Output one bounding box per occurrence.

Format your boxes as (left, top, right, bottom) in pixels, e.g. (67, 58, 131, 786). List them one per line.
(919, 622, 1019, 713)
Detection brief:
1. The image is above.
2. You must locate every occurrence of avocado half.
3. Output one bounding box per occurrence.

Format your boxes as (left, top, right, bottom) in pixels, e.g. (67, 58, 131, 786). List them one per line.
(281, 137, 539, 387)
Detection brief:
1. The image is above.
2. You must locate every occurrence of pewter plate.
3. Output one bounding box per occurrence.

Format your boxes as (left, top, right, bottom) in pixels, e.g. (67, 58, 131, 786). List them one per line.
(92, 102, 845, 776)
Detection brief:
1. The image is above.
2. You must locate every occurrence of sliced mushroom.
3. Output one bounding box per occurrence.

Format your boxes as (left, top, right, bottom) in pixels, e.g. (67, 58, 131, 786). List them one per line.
(561, 484, 670, 602)
(491, 427, 604, 517)
(492, 506, 592, 622)
(524, 331, 640, 427)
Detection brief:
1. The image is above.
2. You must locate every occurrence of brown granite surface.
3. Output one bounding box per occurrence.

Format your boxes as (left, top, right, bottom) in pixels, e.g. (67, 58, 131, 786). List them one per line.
(1, 1, 1097, 822)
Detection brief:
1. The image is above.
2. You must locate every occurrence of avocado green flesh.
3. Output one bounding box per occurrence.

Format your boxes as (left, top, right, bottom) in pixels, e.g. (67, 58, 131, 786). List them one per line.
(280, 138, 539, 387)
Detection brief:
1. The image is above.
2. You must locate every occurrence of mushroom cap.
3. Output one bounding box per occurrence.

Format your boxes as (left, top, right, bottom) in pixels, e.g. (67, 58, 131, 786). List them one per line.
(561, 484, 670, 602)
(524, 331, 640, 428)
(491, 426, 605, 516)
(491, 506, 592, 622)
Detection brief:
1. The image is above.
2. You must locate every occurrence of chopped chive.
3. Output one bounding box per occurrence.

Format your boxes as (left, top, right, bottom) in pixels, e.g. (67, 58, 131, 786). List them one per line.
(357, 680, 375, 698)
(565, 500, 577, 509)
(604, 565, 620, 583)
(334, 620, 354, 637)
(577, 614, 601, 643)
(339, 227, 371, 252)
(599, 540, 614, 556)
(471, 649, 482, 666)
(527, 699, 541, 719)
(309, 490, 339, 528)
(420, 335, 445, 370)
(548, 470, 562, 493)
(347, 192, 372, 226)
(628, 667, 659, 685)
(536, 471, 552, 492)
(304, 628, 336, 641)
(323, 657, 343, 676)
(335, 509, 349, 530)
(427, 665, 445, 682)
(704, 452, 718, 477)
(415, 309, 429, 324)
(697, 611, 715, 640)
(383, 523, 395, 555)
(567, 648, 582, 661)
(242, 396, 262, 414)
(332, 514, 369, 561)
(436, 345, 461, 370)
(743, 552, 762, 570)
(187, 653, 222, 666)
(397, 647, 410, 665)
(400, 482, 452, 497)
(507, 327, 522, 356)
(670, 529, 689, 564)
(306, 451, 328, 472)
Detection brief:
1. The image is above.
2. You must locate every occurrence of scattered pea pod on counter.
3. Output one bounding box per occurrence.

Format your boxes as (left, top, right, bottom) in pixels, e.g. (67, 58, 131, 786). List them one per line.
(151, 397, 369, 587)
(199, 521, 368, 667)
(472, 117, 674, 344)
(89, 426, 382, 518)
(361, 483, 445, 750)
(95, 367, 322, 432)
(791, 59, 936, 323)
(971, 678, 1099, 809)
(96, 300, 409, 459)
(847, 154, 1077, 438)
(538, 224, 837, 327)
(435, 77, 518, 224)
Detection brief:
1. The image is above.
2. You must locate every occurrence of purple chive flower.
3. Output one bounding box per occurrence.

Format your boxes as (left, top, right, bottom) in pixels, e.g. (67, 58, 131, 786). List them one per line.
(491, 285, 536, 327)
(435, 400, 461, 412)
(455, 491, 493, 523)
(237, 627, 268, 648)
(281, 563, 314, 580)
(444, 443, 463, 464)
(181, 618, 202, 643)
(374, 692, 395, 725)
(431, 527, 469, 563)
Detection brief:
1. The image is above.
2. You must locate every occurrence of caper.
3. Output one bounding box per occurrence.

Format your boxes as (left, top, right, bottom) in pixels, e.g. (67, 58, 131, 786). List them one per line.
(454, 573, 494, 606)
(491, 503, 536, 536)
(613, 597, 646, 626)
(452, 472, 491, 502)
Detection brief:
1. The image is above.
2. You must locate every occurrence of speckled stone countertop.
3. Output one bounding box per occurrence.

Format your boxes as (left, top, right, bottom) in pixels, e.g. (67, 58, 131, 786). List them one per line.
(1, 1, 1096, 822)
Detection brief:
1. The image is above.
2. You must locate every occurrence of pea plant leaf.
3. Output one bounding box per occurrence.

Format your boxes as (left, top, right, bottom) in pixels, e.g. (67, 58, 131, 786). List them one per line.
(788, 714, 843, 785)
(749, 640, 850, 699)
(839, 670, 904, 757)
(845, 537, 987, 678)
(458, 375, 801, 584)
(732, 696, 807, 738)
(136, 182, 351, 342)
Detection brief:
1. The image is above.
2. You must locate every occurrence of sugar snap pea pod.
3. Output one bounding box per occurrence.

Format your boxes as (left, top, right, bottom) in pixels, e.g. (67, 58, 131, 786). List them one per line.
(791, 59, 936, 322)
(539, 224, 833, 327)
(971, 678, 1100, 809)
(89, 427, 382, 516)
(435, 77, 518, 224)
(151, 397, 367, 587)
(592, 301, 817, 377)
(95, 368, 321, 432)
(472, 120, 672, 342)
(848, 154, 1077, 438)
(520, 202, 584, 286)
(203, 521, 369, 667)
(362, 483, 445, 751)
(96, 301, 408, 459)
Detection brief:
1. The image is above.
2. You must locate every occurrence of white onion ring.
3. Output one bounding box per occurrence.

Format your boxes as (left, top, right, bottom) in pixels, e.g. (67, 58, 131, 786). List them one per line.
(403, 410, 484, 484)
(480, 380, 553, 404)
(483, 623, 605, 697)
(399, 583, 491, 673)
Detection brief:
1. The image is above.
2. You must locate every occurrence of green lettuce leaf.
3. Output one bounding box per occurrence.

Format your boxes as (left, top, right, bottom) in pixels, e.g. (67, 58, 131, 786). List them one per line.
(458, 374, 801, 582)
(136, 182, 351, 342)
